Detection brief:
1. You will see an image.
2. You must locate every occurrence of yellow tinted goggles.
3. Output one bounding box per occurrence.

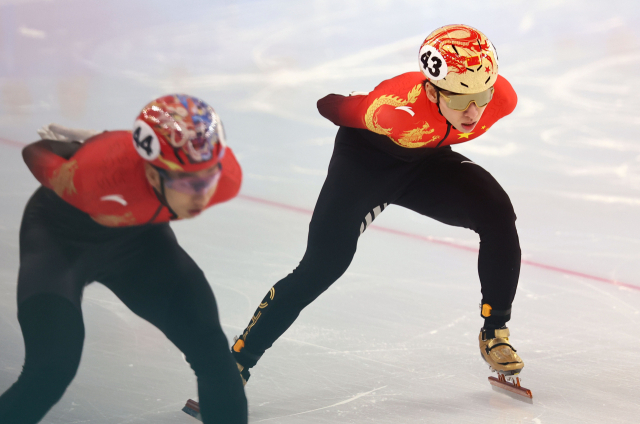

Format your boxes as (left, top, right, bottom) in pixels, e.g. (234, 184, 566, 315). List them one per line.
(439, 86, 494, 111)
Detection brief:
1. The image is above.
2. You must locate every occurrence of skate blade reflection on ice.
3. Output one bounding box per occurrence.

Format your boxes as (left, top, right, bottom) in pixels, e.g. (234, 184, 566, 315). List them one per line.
(488, 374, 533, 404)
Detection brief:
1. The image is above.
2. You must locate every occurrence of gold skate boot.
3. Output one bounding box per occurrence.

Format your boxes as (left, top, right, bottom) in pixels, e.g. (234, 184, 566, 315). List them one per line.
(479, 327, 524, 375)
(479, 326, 532, 400)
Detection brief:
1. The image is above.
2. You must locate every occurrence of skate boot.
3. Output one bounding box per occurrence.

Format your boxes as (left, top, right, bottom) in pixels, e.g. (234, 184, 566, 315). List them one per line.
(479, 326, 523, 375)
(235, 362, 249, 386)
(181, 338, 252, 421)
(479, 326, 532, 400)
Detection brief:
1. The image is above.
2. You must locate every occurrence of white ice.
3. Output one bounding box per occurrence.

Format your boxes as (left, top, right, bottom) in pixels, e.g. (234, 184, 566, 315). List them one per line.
(1, 1, 640, 423)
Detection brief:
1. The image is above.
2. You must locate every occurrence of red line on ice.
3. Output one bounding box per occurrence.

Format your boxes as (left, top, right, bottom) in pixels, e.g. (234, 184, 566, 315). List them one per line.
(0, 137, 26, 148)
(238, 194, 640, 292)
(0, 136, 635, 292)
(239, 194, 314, 215)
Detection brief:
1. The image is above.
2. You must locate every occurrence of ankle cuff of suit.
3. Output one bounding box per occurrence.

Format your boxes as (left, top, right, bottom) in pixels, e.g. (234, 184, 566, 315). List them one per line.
(480, 303, 511, 327)
(232, 338, 262, 369)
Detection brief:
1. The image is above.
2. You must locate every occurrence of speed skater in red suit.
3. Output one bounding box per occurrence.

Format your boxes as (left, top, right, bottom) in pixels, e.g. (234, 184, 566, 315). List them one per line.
(232, 24, 525, 387)
(0, 94, 247, 424)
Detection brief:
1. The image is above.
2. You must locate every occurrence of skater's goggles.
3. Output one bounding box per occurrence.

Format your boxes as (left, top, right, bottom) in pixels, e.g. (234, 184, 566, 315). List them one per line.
(155, 164, 222, 195)
(438, 86, 494, 111)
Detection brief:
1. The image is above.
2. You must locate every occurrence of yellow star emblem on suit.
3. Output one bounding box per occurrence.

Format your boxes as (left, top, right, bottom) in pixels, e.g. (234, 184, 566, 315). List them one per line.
(457, 132, 473, 139)
(481, 125, 487, 130)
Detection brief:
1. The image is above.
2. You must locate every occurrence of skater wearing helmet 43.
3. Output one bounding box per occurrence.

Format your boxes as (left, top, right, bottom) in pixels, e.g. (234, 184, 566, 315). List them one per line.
(0, 95, 248, 423)
(232, 24, 531, 400)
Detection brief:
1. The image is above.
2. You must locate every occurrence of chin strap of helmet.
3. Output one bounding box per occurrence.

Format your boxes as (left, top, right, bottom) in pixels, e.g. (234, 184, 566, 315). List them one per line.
(427, 81, 453, 148)
(151, 174, 178, 220)
(435, 85, 443, 116)
(426, 81, 444, 116)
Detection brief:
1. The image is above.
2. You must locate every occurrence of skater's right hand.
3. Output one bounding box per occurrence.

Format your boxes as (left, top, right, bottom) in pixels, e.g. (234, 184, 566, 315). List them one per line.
(37, 123, 100, 142)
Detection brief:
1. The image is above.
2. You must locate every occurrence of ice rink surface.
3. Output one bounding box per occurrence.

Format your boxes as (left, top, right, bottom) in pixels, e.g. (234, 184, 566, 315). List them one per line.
(1, 0, 640, 422)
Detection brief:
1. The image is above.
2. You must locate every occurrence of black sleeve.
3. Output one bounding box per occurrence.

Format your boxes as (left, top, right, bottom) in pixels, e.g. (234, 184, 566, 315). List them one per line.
(33, 139, 83, 160)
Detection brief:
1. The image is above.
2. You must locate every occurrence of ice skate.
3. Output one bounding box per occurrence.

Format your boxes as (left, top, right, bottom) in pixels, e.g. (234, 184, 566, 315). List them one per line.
(182, 348, 251, 421)
(479, 327, 523, 375)
(236, 362, 250, 386)
(182, 399, 202, 421)
(479, 327, 532, 401)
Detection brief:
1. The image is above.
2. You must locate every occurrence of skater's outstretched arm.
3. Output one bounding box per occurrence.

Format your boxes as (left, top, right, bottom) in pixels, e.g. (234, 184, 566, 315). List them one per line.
(24, 139, 83, 160)
(22, 139, 83, 188)
(316, 93, 369, 128)
(316, 75, 399, 129)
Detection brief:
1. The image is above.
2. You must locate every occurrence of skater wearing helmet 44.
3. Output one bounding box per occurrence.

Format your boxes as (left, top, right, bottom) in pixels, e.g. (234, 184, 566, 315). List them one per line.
(232, 24, 531, 400)
(0, 95, 247, 423)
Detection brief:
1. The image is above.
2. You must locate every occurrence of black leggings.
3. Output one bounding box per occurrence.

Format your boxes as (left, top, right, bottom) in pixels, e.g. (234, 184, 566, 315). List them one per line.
(238, 127, 521, 367)
(0, 187, 247, 424)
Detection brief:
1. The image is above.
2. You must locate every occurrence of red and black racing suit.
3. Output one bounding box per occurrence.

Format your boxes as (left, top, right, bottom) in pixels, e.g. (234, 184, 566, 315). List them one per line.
(234, 72, 521, 371)
(0, 131, 246, 424)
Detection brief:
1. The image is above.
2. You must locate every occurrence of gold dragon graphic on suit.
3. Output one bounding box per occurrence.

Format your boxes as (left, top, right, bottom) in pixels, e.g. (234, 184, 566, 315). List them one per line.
(364, 83, 441, 148)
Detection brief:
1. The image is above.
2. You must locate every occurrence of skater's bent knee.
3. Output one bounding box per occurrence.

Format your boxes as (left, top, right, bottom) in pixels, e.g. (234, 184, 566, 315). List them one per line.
(293, 250, 354, 287)
(25, 354, 80, 385)
(472, 195, 517, 231)
(182, 327, 231, 371)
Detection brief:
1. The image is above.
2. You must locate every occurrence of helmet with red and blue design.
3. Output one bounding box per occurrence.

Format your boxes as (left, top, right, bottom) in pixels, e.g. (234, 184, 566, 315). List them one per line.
(132, 94, 226, 173)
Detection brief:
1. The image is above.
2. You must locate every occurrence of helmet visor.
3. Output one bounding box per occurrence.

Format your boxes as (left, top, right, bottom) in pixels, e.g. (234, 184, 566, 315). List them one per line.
(439, 86, 494, 111)
(156, 165, 222, 195)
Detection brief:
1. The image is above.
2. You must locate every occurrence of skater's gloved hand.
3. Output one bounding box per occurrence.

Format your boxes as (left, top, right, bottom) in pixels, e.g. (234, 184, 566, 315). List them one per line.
(348, 91, 369, 96)
(37, 123, 100, 142)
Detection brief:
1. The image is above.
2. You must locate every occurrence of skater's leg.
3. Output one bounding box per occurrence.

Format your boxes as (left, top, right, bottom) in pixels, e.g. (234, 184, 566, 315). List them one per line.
(396, 150, 524, 375)
(0, 295, 85, 424)
(236, 210, 361, 364)
(394, 150, 521, 326)
(0, 193, 87, 424)
(100, 224, 247, 424)
(235, 128, 402, 369)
